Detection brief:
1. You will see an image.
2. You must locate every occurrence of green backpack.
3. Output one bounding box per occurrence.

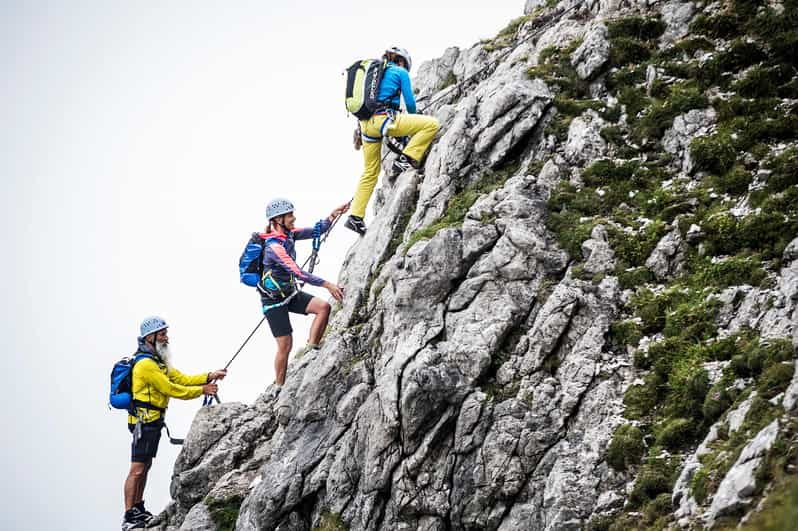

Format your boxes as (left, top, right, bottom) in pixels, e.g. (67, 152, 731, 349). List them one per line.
(344, 59, 386, 120)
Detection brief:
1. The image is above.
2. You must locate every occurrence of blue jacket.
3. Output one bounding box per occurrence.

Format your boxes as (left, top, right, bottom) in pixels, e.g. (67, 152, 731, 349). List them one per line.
(259, 219, 331, 299)
(378, 62, 417, 114)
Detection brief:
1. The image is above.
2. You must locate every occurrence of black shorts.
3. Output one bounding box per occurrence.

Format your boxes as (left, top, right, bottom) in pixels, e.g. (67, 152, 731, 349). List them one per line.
(263, 291, 314, 337)
(128, 421, 163, 463)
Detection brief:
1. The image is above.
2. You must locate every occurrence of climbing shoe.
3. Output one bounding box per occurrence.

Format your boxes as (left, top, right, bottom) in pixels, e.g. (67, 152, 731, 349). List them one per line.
(345, 215, 367, 236)
(391, 154, 416, 176)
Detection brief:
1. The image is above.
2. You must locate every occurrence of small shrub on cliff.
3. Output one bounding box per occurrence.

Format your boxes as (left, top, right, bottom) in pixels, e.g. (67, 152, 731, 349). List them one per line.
(607, 424, 646, 471)
(314, 512, 347, 531)
(206, 495, 244, 531)
(710, 164, 752, 195)
(607, 16, 667, 40)
(690, 133, 737, 174)
(656, 417, 695, 450)
(757, 362, 795, 399)
(628, 457, 679, 508)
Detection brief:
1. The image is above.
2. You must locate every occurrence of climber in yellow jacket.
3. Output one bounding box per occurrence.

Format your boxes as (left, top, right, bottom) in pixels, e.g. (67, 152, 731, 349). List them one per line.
(345, 46, 440, 236)
(121, 316, 227, 530)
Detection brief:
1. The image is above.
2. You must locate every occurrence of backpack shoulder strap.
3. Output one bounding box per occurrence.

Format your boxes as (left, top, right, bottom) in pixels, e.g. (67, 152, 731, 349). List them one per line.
(129, 352, 167, 414)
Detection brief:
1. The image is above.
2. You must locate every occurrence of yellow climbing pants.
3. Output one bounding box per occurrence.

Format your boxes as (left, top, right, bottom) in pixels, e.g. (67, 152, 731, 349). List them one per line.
(351, 112, 440, 218)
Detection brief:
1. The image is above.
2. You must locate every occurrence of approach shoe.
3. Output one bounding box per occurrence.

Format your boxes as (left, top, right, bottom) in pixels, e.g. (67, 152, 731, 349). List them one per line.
(121, 508, 147, 530)
(391, 154, 416, 176)
(134, 501, 154, 524)
(345, 215, 367, 236)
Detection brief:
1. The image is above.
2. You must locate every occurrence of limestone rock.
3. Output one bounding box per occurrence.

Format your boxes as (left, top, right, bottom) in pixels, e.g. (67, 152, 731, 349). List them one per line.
(564, 109, 607, 165)
(581, 225, 616, 275)
(708, 420, 779, 522)
(570, 23, 610, 80)
(645, 229, 686, 280)
(660, 1, 696, 45)
(663, 108, 717, 173)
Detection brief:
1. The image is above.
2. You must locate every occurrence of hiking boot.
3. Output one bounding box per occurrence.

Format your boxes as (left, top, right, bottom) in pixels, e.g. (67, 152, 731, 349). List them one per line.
(391, 154, 416, 176)
(345, 215, 367, 236)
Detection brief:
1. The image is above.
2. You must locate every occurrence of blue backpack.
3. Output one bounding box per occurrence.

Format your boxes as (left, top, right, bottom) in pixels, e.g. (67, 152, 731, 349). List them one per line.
(239, 233, 266, 288)
(109, 353, 155, 411)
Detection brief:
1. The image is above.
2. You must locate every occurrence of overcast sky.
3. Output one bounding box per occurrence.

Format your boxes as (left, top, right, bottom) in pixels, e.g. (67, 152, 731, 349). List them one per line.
(1, 1, 524, 529)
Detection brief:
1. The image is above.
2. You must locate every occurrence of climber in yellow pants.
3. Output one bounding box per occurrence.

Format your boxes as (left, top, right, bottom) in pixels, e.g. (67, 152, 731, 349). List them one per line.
(345, 46, 440, 236)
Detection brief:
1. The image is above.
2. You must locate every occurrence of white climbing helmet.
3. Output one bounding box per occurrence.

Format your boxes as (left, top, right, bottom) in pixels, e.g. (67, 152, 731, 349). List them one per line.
(140, 316, 168, 338)
(265, 198, 295, 220)
(386, 46, 412, 72)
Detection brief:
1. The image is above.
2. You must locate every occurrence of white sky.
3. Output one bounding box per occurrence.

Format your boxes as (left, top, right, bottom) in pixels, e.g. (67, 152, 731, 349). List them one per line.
(1, 1, 524, 529)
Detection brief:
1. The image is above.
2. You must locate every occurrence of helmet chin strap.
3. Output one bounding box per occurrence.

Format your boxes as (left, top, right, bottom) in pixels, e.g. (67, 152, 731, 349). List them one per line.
(274, 215, 289, 234)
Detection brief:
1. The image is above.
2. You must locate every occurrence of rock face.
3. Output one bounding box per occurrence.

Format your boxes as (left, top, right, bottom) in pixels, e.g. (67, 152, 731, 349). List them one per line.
(155, 2, 798, 530)
(707, 420, 779, 523)
(570, 23, 610, 80)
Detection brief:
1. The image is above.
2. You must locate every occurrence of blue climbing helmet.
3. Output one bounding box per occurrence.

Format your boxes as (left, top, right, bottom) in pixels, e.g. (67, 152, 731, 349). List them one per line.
(265, 198, 294, 220)
(386, 46, 412, 71)
(139, 316, 168, 338)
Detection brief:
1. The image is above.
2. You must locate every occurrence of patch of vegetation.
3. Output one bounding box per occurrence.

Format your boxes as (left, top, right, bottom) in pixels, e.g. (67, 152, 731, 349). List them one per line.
(737, 473, 798, 530)
(757, 362, 795, 399)
(313, 511, 348, 531)
(628, 456, 679, 508)
(607, 424, 646, 471)
(752, 148, 798, 205)
(607, 16, 666, 68)
(528, 40, 590, 99)
(702, 192, 798, 260)
(607, 222, 668, 270)
(607, 16, 667, 41)
(710, 164, 752, 195)
(617, 266, 655, 290)
(690, 133, 737, 174)
(632, 83, 709, 141)
(206, 495, 244, 531)
(609, 319, 643, 349)
(685, 255, 768, 290)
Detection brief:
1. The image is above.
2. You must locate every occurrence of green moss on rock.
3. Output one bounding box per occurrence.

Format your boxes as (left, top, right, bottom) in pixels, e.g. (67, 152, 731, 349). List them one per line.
(313, 512, 348, 531)
(206, 495, 244, 531)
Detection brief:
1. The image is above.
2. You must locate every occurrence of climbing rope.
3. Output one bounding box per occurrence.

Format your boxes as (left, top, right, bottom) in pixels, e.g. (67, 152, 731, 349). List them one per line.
(202, 209, 347, 407)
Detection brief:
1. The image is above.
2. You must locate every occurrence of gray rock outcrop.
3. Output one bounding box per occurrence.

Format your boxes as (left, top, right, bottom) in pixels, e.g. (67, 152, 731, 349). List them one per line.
(152, 2, 798, 530)
(707, 420, 779, 523)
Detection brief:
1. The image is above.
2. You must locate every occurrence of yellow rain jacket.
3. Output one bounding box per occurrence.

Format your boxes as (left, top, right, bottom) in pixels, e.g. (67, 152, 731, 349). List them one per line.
(127, 356, 208, 425)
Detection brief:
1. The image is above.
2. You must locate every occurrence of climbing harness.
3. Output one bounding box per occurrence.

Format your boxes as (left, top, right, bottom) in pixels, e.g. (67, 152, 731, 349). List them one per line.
(202, 210, 346, 407)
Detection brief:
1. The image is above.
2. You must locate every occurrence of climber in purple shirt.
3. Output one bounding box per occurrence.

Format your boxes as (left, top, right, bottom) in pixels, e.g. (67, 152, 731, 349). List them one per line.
(260, 198, 348, 386)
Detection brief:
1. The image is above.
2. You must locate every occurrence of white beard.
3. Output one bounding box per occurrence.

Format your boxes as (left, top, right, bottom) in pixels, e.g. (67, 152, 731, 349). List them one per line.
(156, 341, 173, 370)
